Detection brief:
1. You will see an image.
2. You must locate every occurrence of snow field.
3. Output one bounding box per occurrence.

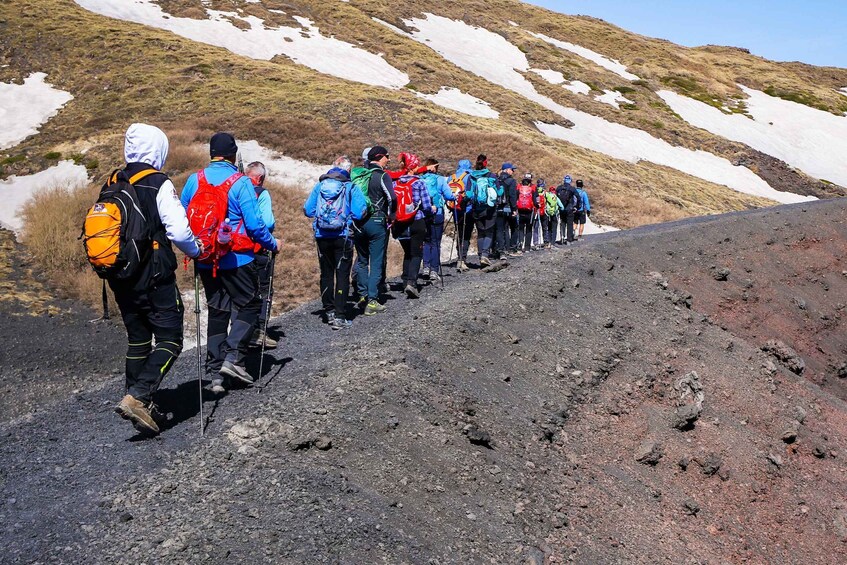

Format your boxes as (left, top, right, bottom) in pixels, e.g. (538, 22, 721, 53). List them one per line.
(0, 161, 90, 234)
(527, 31, 641, 81)
(659, 87, 847, 187)
(531, 69, 566, 84)
(74, 0, 409, 89)
(0, 73, 73, 150)
(563, 81, 592, 95)
(236, 140, 328, 188)
(594, 90, 634, 109)
(415, 88, 500, 119)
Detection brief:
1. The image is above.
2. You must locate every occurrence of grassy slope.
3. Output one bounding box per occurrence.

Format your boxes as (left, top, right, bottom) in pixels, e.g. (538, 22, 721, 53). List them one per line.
(1, 0, 844, 310)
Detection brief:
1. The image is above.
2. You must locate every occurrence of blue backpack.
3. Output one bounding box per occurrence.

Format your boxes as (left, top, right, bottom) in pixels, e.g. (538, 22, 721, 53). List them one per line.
(422, 174, 444, 209)
(316, 179, 349, 231)
(469, 176, 498, 208)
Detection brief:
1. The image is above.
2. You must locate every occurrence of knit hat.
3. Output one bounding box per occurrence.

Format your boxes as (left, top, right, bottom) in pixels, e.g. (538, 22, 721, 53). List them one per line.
(210, 132, 238, 158)
(367, 146, 389, 161)
(576, 179, 584, 188)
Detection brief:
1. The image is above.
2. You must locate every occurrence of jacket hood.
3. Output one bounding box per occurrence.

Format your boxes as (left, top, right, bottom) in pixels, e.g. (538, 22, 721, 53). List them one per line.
(320, 167, 350, 182)
(318, 176, 346, 199)
(456, 159, 472, 173)
(124, 123, 169, 170)
(470, 168, 490, 178)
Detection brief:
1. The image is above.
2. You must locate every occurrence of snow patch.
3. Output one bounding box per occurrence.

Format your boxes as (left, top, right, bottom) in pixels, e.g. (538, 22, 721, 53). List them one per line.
(658, 87, 847, 187)
(595, 89, 634, 109)
(508, 20, 519, 27)
(531, 69, 566, 85)
(528, 31, 640, 81)
(838, 87, 847, 97)
(0, 73, 73, 150)
(536, 122, 812, 205)
(397, 14, 806, 203)
(236, 140, 328, 188)
(74, 0, 408, 89)
(563, 80, 591, 95)
(415, 87, 499, 119)
(0, 161, 89, 234)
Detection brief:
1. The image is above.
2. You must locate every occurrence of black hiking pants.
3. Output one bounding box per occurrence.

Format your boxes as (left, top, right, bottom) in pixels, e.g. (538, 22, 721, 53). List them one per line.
(200, 263, 261, 375)
(253, 251, 273, 326)
(560, 210, 575, 242)
(454, 210, 475, 262)
(517, 210, 533, 251)
(396, 218, 427, 287)
(474, 208, 495, 259)
(112, 278, 184, 404)
(317, 236, 354, 319)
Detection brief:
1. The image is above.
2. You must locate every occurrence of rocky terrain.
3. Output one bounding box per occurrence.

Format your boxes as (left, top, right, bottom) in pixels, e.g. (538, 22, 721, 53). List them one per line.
(2, 199, 847, 564)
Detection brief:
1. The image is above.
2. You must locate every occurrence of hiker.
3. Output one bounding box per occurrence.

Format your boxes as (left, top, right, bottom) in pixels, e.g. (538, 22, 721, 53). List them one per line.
(96, 123, 203, 435)
(304, 156, 367, 330)
(496, 162, 519, 257)
(391, 153, 434, 297)
(515, 172, 538, 253)
(449, 159, 475, 272)
(556, 175, 578, 244)
(542, 181, 563, 249)
(575, 179, 591, 239)
(421, 158, 456, 282)
(181, 132, 279, 393)
(352, 145, 396, 315)
(244, 161, 277, 350)
(532, 178, 545, 249)
(469, 154, 498, 266)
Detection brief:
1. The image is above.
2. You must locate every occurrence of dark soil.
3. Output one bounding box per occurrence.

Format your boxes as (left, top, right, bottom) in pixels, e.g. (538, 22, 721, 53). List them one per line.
(2, 200, 847, 564)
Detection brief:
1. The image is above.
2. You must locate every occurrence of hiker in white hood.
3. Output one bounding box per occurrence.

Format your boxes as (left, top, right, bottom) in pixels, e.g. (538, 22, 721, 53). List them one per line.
(111, 123, 203, 437)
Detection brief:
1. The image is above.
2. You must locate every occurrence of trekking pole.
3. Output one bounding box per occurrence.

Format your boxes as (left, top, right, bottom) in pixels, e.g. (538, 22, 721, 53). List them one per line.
(257, 252, 277, 392)
(194, 264, 204, 437)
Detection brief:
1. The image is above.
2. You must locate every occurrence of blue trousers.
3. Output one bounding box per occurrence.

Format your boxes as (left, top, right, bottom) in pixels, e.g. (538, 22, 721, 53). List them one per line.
(423, 215, 445, 272)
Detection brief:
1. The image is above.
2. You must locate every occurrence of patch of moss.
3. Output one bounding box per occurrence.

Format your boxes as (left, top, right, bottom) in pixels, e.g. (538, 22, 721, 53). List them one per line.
(614, 86, 636, 94)
(620, 103, 638, 110)
(1, 154, 26, 166)
(44, 151, 62, 160)
(660, 75, 724, 110)
(632, 79, 650, 88)
(763, 86, 830, 112)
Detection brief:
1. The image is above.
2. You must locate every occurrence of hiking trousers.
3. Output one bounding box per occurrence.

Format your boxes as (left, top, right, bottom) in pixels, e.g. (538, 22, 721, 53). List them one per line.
(560, 210, 576, 242)
(454, 210, 475, 262)
(397, 218, 427, 287)
(542, 214, 558, 245)
(474, 208, 495, 259)
(517, 210, 534, 251)
(112, 278, 184, 404)
(200, 263, 261, 373)
(316, 236, 354, 319)
(253, 252, 273, 326)
(495, 212, 516, 254)
(353, 216, 388, 301)
(423, 215, 446, 272)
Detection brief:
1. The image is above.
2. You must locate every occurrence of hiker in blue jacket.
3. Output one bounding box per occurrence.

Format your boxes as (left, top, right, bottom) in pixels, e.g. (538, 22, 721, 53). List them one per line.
(391, 164, 434, 298)
(450, 159, 475, 272)
(304, 156, 367, 330)
(244, 161, 278, 350)
(181, 133, 279, 393)
(575, 179, 591, 239)
(420, 158, 456, 283)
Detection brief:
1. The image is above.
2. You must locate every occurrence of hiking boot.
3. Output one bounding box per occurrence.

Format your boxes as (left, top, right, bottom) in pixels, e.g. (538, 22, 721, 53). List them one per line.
(420, 267, 431, 278)
(364, 300, 386, 316)
(479, 256, 491, 267)
(326, 311, 336, 324)
(210, 377, 226, 395)
(404, 284, 420, 298)
(457, 261, 469, 273)
(220, 360, 254, 385)
(115, 394, 160, 435)
(429, 272, 442, 283)
(249, 328, 278, 349)
(357, 296, 367, 309)
(330, 317, 352, 330)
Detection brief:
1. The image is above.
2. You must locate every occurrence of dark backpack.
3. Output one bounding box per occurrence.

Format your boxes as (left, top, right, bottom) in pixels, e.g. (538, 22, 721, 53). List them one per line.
(82, 168, 157, 280)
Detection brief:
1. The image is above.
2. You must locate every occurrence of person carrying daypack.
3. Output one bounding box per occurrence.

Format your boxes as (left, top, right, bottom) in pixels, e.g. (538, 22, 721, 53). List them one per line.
(515, 172, 538, 253)
(575, 179, 591, 239)
(82, 123, 202, 436)
(532, 177, 545, 249)
(391, 153, 434, 298)
(496, 162, 519, 256)
(304, 156, 368, 329)
(351, 145, 396, 316)
(448, 159, 475, 272)
(542, 181, 563, 249)
(468, 154, 498, 267)
(420, 158, 456, 282)
(181, 132, 280, 393)
(243, 161, 278, 350)
(556, 175, 578, 244)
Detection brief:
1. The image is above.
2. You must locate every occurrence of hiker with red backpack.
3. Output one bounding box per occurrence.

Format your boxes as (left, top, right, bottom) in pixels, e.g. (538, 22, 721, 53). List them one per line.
(448, 159, 475, 272)
(351, 145, 396, 316)
(83, 123, 203, 436)
(515, 172, 539, 253)
(304, 156, 368, 330)
(390, 153, 434, 298)
(420, 158, 456, 283)
(181, 133, 280, 393)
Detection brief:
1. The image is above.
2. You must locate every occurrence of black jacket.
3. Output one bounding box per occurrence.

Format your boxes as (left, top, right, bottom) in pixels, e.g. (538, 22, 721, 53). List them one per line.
(498, 172, 518, 211)
(556, 183, 578, 213)
(366, 163, 397, 219)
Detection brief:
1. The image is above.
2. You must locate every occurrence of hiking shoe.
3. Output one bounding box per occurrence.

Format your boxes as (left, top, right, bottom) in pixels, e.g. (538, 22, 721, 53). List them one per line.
(210, 378, 226, 394)
(115, 394, 160, 435)
(356, 296, 367, 309)
(220, 361, 254, 385)
(404, 284, 420, 298)
(429, 272, 442, 283)
(330, 317, 352, 330)
(420, 267, 431, 278)
(249, 329, 278, 349)
(457, 261, 469, 273)
(364, 300, 386, 316)
(326, 311, 337, 324)
(479, 256, 492, 267)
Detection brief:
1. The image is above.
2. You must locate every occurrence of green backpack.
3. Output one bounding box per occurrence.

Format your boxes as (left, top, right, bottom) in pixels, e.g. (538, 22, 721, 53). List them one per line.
(544, 191, 559, 216)
(350, 167, 375, 214)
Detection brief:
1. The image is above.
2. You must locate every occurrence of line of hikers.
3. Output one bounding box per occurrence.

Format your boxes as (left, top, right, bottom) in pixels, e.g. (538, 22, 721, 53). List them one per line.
(82, 125, 591, 436)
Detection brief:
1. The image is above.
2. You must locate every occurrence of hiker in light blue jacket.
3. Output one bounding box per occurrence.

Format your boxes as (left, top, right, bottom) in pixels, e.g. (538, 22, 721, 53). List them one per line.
(575, 179, 591, 239)
(420, 158, 456, 282)
(303, 156, 368, 329)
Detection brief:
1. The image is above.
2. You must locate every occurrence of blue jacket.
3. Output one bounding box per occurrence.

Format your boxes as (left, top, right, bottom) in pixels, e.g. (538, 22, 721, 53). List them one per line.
(577, 188, 591, 212)
(256, 187, 275, 233)
(303, 168, 368, 238)
(420, 172, 456, 222)
(181, 160, 277, 270)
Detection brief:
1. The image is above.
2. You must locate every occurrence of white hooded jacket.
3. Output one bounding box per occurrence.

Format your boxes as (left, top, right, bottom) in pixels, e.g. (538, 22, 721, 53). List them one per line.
(124, 123, 200, 258)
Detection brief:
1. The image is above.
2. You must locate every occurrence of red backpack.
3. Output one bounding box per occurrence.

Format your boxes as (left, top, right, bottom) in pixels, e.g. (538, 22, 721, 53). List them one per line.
(186, 170, 253, 274)
(517, 184, 535, 211)
(394, 176, 420, 223)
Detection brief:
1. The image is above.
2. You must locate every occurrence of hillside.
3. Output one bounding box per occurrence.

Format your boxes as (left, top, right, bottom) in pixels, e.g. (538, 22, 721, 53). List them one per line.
(2, 199, 847, 563)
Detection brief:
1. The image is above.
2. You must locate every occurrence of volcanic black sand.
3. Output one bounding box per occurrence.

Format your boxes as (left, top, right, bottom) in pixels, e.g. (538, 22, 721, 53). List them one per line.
(2, 200, 847, 564)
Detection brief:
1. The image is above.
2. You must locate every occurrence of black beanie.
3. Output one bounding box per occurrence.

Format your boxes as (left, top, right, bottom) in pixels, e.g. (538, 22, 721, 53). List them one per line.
(576, 179, 584, 188)
(367, 145, 389, 161)
(210, 132, 238, 158)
